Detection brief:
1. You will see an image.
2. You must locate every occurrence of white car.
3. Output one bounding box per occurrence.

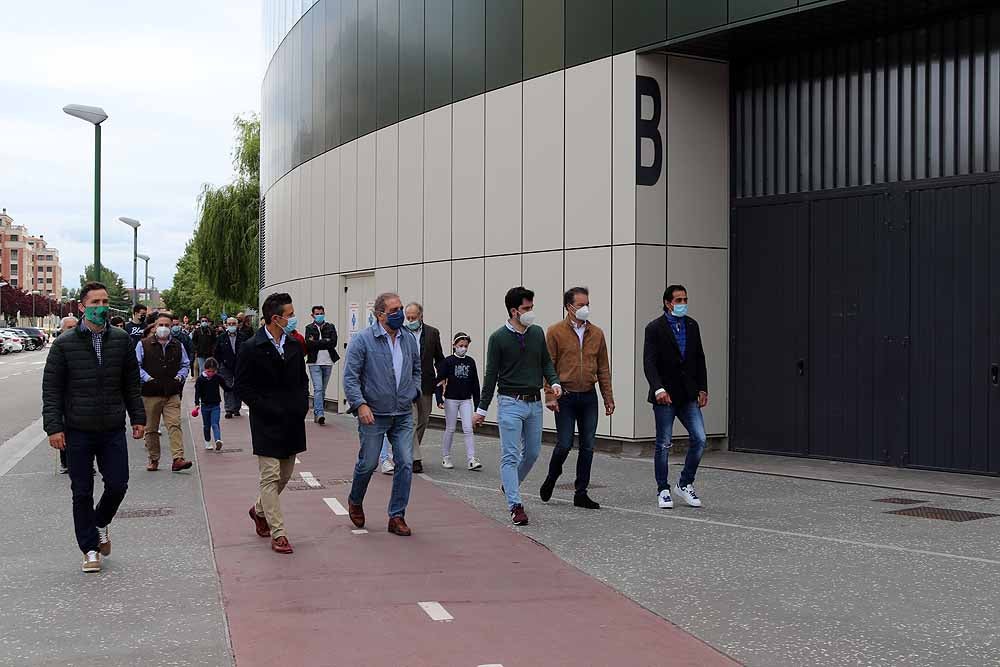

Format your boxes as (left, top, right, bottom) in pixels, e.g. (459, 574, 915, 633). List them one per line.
(0, 330, 24, 353)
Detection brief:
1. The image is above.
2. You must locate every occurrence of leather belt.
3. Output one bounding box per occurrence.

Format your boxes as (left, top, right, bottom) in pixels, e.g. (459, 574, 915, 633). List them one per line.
(499, 391, 541, 402)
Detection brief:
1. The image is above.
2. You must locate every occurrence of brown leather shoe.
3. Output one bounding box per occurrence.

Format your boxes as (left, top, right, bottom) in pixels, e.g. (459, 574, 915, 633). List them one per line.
(348, 501, 365, 528)
(271, 536, 293, 554)
(387, 516, 411, 536)
(171, 458, 193, 472)
(146, 459, 159, 472)
(249, 506, 271, 537)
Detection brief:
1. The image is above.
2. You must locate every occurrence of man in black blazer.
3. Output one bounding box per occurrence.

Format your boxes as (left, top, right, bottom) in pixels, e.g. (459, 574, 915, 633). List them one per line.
(304, 305, 340, 425)
(643, 285, 709, 510)
(403, 302, 445, 474)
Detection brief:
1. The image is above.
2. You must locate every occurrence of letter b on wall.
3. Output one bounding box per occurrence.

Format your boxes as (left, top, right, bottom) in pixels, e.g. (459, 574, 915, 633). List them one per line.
(636, 75, 662, 187)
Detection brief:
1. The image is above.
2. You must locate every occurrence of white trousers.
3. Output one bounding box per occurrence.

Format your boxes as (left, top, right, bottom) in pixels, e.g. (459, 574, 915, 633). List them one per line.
(442, 398, 476, 460)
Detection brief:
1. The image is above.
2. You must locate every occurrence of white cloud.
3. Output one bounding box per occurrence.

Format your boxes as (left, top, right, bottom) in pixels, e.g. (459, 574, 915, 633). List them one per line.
(0, 0, 262, 291)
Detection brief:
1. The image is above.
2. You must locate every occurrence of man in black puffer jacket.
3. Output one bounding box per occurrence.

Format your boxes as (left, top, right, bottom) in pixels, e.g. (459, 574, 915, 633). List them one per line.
(42, 282, 147, 574)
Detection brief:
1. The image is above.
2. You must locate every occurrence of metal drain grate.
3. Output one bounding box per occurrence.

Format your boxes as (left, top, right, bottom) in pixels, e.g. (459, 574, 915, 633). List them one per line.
(118, 508, 174, 519)
(885, 506, 999, 522)
(215, 448, 245, 454)
(873, 497, 927, 505)
(287, 481, 326, 491)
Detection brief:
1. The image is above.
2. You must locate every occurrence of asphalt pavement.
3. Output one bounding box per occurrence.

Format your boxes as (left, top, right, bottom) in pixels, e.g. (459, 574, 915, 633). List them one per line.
(0, 349, 48, 442)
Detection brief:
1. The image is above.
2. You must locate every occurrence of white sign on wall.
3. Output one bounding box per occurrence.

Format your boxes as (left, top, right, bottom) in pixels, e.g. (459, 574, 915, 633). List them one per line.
(348, 302, 360, 342)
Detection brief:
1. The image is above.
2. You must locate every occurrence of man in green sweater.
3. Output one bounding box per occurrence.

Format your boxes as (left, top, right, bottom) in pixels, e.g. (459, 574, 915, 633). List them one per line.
(474, 286, 562, 525)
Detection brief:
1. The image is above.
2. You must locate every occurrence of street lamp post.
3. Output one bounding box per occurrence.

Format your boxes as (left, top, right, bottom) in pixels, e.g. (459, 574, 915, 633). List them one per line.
(136, 253, 150, 304)
(149, 276, 156, 305)
(31, 290, 40, 325)
(119, 217, 141, 307)
(62, 104, 108, 283)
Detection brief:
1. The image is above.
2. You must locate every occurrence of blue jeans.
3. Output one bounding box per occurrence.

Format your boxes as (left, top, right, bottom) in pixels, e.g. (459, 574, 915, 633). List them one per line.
(497, 395, 544, 509)
(379, 436, 392, 464)
(653, 401, 707, 491)
(547, 389, 599, 494)
(201, 403, 221, 442)
(65, 428, 129, 553)
(349, 413, 414, 518)
(308, 364, 333, 417)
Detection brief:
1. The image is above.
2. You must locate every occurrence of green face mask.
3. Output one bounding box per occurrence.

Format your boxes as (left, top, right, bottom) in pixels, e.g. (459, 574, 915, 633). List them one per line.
(84, 306, 110, 327)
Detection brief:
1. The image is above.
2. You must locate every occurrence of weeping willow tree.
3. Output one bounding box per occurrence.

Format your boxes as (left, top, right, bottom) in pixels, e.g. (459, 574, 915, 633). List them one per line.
(194, 114, 260, 306)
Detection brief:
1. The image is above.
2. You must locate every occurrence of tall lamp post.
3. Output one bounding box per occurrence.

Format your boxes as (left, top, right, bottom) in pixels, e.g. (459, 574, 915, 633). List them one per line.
(62, 104, 108, 283)
(148, 276, 156, 306)
(119, 217, 141, 307)
(31, 290, 40, 326)
(136, 253, 150, 304)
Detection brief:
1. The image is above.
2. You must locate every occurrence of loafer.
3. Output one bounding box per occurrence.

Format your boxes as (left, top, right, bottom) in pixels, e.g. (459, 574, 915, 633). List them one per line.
(348, 501, 365, 528)
(387, 516, 411, 536)
(573, 493, 601, 510)
(171, 458, 193, 472)
(146, 459, 159, 472)
(271, 536, 293, 554)
(412, 459, 424, 474)
(539, 477, 556, 502)
(249, 506, 271, 537)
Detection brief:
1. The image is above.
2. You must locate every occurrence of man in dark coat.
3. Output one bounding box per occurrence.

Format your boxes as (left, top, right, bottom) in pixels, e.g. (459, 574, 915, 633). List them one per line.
(42, 282, 146, 573)
(402, 302, 444, 474)
(236, 292, 309, 555)
(191, 317, 216, 377)
(215, 316, 247, 418)
(643, 284, 709, 510)
(304, 305, 339, 425)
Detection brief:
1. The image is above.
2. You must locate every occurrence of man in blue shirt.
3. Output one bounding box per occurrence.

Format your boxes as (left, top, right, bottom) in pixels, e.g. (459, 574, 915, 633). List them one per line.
(343, 292, 421, 537)
(642, 285, 709, 510)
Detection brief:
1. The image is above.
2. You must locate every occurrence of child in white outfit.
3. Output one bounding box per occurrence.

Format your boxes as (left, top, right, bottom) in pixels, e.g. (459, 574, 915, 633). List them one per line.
(435, 332, 482, 471)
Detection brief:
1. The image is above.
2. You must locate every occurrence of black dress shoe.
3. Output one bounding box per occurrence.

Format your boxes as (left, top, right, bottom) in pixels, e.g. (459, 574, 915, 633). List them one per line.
(412, 459, 423, 474)
(573, 493, 601, 510)
(539, 477, 556, 502)
(224, 412, 232, 419)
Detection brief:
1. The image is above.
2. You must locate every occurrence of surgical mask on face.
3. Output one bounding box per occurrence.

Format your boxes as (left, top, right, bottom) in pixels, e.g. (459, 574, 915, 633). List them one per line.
(282, 315, 298, 334)
(454, 346, 468, 357)
(518, 310, 537, 328)
(201, 321, 209, 328)
(171, 325, 182, 335)
(85, 306, 109, 327)
(574, 305, 591, 322)
(404, 319, 422, 332)
(314, 314, 325, 324)
(386, 309, 405, 330)
(227, 325, 238, 334)
(671, 303, 688, 317)
(155, 325, 171, 339)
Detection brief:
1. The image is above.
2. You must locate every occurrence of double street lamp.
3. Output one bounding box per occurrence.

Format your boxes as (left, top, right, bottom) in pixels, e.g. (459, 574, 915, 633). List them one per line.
(62, 104, 108, 283)
(136, 253, 150, 304)
(119, 217, 141, 307)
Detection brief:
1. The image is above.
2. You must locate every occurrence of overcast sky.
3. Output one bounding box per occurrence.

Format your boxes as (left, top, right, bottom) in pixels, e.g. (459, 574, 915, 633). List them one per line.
(0, 1, 262, 292)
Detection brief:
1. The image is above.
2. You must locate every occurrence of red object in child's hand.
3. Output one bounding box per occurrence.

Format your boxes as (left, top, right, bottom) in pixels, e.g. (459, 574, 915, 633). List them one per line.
(191, 407, 200, 417)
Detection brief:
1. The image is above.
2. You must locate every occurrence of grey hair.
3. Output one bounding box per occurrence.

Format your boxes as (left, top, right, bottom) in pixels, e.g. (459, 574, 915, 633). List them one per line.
(405, 301, 423, 316)
(373, 292, 401, 315)
(226, 317, 239, 325)
(60, 316, 78, 328)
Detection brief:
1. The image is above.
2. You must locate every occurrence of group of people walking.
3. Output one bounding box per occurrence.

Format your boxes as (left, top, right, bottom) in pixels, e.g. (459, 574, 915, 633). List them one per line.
(42, 278, 712, 569)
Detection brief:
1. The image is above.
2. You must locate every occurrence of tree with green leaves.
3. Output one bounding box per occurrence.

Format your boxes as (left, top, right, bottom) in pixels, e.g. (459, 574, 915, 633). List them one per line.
(161, 240, 233, 322)
(193, 114, 260, 307)
(79, 264, 130, 310)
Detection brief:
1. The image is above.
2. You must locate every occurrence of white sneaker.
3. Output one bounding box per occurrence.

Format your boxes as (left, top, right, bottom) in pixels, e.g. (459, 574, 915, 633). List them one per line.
(81, 550, 101, 573)
(204, 441, 214, 450)
(215, 439, 224, 451)
(657, 489, 674, 509)
(442, 455, 454, 469)
(674, 484, 703, 507)
(97, 525, 111, 556)
(381, 459, 395, 475)
(468, 457, 483, 471)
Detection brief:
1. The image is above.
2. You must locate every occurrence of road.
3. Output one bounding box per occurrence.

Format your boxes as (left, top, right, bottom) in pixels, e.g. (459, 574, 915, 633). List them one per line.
(0, 349, 48, 443)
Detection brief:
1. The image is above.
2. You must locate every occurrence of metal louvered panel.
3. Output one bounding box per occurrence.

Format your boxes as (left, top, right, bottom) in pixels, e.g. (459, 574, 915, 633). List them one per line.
(258, 196, 266, 292)
(734, 7, 1000, 198)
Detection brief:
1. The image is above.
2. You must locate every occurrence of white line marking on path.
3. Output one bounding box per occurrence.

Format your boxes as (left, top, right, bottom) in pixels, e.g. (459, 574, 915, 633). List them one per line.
(418, 473, 431, 482)
(323, 497, 348, 515)
(351, 529, 368, 534)
(295, 457, 301, 464)
(422, 475, 1000, 567)
(300, 471, 321, 488)
(0, 418, 45, 477)
(478, 664, 505, 667)
(417, 601, 454, 622)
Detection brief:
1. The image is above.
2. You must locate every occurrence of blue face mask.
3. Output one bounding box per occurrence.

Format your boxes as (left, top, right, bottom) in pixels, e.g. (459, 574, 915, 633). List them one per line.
(314, 314, 325, 324)
(282, 315, 298, 334)
(671, 304, 688, 318)
(171, 325, 182, 335)
(386, 309, 405, 330)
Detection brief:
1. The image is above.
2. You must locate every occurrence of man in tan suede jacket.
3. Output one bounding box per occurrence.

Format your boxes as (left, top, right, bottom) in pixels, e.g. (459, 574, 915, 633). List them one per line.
(539, 287, 614, 509)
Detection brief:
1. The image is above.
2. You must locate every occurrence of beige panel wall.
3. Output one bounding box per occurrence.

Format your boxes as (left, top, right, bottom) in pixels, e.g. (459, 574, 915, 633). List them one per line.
(634, 245, 667, 439)
(483, 254, 521, 421)
(450, 258, 486, 419)
(375, 126, 399, 269)
(452, 95, 486, 259)
(375, 266, 398, 296)
(322, 149, 340, 275)
(323, 273, 341, 402)
(565, 57, 612, 249)
(356, 133, 377, 270)
(311, 158, 326, 278)
(423, 106, 452, 262)
(397, 117, 424, 265)
(339, 140, 358, 272)
(522, 71, 564, 253)
(422, 262, 452, 351)
(522, 250, 563, 430)
(485, 84, 522, 256)
(636, 53, 668, 246)
(612, 52, 637, 246)
(610, 245, 637, 438)
(397, 264, 423, 305)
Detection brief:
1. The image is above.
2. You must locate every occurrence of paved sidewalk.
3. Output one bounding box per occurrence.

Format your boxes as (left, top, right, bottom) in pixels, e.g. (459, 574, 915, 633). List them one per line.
(191, 406, 737, 667)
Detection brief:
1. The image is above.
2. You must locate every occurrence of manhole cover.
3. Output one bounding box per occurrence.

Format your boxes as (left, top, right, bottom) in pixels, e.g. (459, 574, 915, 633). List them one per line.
(555, 482, 606, 491)
(873, 497, 927, 505)
(287, 481, 326, 490)
(215, 448, 245, 454)
(117, 508, 174, 519)
(886, 506, 999, 522)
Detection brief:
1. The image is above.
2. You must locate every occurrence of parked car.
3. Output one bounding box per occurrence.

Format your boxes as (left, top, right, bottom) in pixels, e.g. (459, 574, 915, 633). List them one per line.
(0, 336, 12, 355)
(14, 328, 46, 351)
(0, 330, 24, 353)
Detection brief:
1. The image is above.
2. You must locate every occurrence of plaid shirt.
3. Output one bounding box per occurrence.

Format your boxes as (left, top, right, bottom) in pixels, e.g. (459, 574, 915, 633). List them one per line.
(664, 311, 687, 360)
(79, 320, 105, 366)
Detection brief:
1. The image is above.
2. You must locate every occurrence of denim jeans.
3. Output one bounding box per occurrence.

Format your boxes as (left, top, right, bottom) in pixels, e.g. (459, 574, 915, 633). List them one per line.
(308, 364, 333, 417)
(653, 401, 707, 491)
(201, 403, 221, 442)
(497, 395, 543, 509)
(218, 366, 240, 414)
(379, 436, 392, 464)
(547, 389, 599, 495)
(349, 413, 414, 518)
(65, 428, 129, 553)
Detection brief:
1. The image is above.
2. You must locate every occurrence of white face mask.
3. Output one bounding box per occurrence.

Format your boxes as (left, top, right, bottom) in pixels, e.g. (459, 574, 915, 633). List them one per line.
(517, 310, 537, 328)
(155, 325, 171, 340)
(454, 346, 468, 357)
(574, 305, 591, 322)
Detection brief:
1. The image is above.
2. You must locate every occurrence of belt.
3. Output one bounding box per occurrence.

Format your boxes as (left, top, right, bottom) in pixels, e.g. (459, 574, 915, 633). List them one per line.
(499, 390, 541, 402)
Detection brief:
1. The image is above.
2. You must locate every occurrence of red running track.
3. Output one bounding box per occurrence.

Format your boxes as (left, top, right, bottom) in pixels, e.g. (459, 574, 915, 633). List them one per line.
(190, 406, 739, 667)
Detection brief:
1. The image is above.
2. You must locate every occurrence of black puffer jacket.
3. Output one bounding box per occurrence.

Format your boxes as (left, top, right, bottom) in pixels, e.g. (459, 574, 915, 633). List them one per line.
(42, 324, 146, 435)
